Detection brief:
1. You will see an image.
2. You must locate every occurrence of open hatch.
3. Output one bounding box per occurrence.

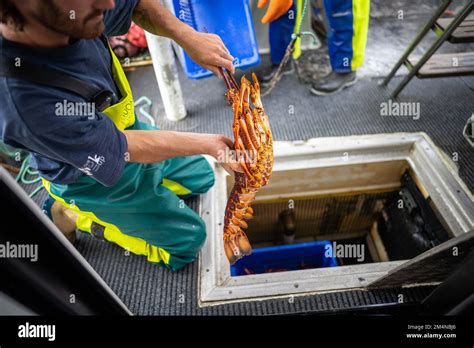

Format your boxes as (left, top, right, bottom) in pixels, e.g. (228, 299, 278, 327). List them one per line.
(199, 133, 473, 306)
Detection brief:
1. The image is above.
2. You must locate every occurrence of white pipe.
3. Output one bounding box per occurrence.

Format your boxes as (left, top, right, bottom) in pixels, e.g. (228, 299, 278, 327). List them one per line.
(145, 31, 187, 121)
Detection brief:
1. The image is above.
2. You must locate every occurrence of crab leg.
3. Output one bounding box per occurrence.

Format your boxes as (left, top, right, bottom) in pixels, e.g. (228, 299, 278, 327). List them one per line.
(232, 101, 240, 140)
(227, 71, 239, 91)
(221, 71, 233, 91)
(235, 138, 253, 178)
(238, 119, 257, 160)
(250, 73, 263, 109)
(237, 81, 259, 165)
(244, 109, 261, 148)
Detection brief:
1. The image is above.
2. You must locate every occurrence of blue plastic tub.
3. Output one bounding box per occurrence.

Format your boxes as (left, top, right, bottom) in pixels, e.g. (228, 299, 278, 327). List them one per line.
(170, 0, 260, 79)
(230, 241, 338, 276)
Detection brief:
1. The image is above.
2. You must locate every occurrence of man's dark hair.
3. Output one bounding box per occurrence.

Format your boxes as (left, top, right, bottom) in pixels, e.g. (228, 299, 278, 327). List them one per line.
(0, 0, 25, 30)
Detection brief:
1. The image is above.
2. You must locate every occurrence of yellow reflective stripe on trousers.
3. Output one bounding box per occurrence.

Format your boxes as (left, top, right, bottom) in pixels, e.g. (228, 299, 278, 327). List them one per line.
(162, 178, 192, 196)
(351, 0, 370, 71)
(42, 179, 171, 264)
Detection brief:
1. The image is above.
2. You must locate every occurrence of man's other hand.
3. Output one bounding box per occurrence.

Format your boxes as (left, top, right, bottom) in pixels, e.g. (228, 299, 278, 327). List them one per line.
(207, 135, 244, 176)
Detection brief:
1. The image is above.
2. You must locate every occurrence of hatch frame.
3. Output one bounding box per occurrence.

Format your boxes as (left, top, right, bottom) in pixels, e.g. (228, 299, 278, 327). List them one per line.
(198, 133, 474, 306)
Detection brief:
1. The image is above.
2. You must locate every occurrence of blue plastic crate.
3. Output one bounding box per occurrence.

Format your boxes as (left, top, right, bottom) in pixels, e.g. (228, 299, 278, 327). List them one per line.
(231, 241, 338, 276)
(170, 0, 260, 79)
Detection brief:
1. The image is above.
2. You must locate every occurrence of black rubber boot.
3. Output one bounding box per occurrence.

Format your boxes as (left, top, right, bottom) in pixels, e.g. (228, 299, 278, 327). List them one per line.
(310, 71, 357, 96)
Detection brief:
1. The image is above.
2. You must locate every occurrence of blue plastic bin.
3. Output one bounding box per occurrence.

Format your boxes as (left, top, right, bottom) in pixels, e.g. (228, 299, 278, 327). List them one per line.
(231, 241, 338, 276)
(170, 0, 260, 79)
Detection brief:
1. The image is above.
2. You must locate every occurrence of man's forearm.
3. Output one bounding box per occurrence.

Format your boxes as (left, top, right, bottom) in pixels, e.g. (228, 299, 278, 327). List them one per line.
(124, 130, 219, 163)
(123, 130, 243, 174)
(132, 0, 192, 46)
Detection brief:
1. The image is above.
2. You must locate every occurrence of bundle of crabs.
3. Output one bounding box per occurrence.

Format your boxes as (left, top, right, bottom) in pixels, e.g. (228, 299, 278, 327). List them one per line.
(220, 71, 274, 264)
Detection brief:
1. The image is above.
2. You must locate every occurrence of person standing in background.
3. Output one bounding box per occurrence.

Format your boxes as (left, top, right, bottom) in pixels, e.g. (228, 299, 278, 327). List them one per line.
(256, 0, 370, 96)
(255, 0, 295, 83)
(310, 0, 370, 95)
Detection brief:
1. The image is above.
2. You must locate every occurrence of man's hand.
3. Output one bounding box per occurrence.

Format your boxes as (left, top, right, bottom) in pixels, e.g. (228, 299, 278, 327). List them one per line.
(179, 30, 235, 77)
(207, 135, 243, 176)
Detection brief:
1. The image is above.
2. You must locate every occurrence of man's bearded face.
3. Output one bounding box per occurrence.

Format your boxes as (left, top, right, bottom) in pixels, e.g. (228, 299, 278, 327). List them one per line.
(27, 0, 115, 39)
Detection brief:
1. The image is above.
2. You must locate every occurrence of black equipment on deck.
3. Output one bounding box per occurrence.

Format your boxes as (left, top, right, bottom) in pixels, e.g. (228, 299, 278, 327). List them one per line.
(0, 167, 131, 315)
